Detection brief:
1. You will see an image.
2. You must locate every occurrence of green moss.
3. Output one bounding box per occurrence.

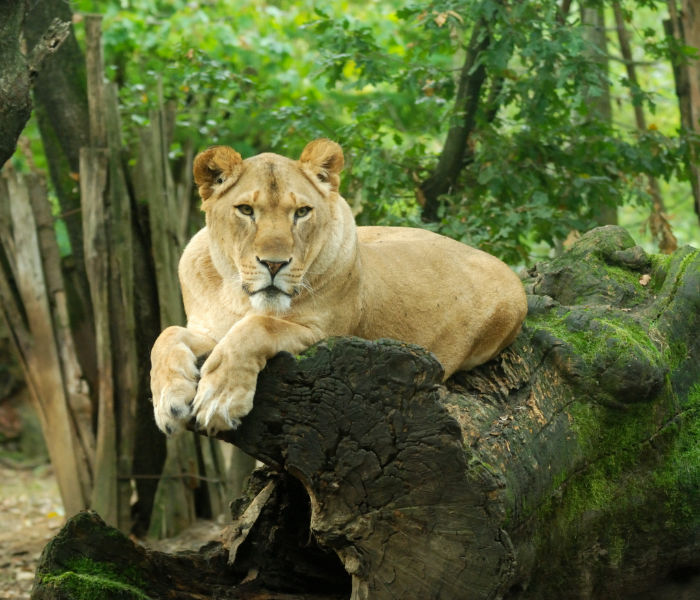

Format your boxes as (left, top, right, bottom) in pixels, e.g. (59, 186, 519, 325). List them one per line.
(466, 453, 501, 478)
(520, 238, 698, 592)
(672, 247, 699, 281)
(530, 309, 660, 366)
(604, 318, 659, 357)
(562, 404, 648, 508)
(652, 383, 700, 520)
(39, 571, 150, 600)
(530, 380, 699, 574)
(38, 556, 150, 599)
(607, 535, 626, 568)
(649, 251, 698, 326)
(297, 343, 319, 360)
(66, 557, 146, 588)
(649, 248, 698, 370)
(661, 339, 689, 371)
(527, 309, 665, 408)
(537, 311, 595, 357)
(590, 263, 649, 306)
(527, 344, 697, 558)
(649, 253, 672, 292)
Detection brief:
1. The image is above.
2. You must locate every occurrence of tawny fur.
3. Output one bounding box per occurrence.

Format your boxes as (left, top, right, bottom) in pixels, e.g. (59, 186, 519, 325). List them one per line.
(150, 139, 527, 434)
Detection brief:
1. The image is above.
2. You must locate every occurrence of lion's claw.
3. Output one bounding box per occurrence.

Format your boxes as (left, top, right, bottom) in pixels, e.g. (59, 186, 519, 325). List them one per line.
(151, 341, 200, 435)
(191, 386, 254, 433)
(183, 346, 257, 434)
(153, 378, 198, 435)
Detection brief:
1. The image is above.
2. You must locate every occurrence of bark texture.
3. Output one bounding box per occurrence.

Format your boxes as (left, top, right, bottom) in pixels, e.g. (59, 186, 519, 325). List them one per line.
(22, 0, 90, 262)
(0, 1, 31, 168)
(0, 3, 71, 168)
(665, 0, 700, 223)
(33, 226, 699, 599)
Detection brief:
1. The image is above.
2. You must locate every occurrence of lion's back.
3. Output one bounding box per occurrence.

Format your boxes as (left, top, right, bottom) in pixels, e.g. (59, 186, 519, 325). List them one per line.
(355, 225, 527, 376)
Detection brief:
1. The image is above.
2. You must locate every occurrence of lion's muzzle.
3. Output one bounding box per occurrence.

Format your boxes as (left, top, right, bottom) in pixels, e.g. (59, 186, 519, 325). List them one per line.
(256, 257, 291, 277)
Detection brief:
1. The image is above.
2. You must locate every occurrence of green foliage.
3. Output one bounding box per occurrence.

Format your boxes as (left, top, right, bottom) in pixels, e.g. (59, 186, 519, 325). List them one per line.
(70, 0, 697, 263)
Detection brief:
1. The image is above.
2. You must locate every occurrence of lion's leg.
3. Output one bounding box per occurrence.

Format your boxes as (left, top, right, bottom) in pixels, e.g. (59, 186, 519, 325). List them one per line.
(150, 325, 217, 435)
(192, 315, 319, 433)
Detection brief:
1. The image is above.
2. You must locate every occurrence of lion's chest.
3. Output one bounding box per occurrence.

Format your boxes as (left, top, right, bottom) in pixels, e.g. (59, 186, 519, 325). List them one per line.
(188, 280, 250, 342)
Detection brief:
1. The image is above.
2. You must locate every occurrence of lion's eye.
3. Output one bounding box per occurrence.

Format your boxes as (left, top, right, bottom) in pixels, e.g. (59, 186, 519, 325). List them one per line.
(236, 204, 254, 216)
(295, 206, 312, 219)
(215, 176, 225, 184)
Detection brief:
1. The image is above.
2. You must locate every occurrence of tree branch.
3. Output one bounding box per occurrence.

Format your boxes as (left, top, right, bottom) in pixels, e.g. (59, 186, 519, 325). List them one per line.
(22, 3, 91, 295)
(419, 20, 491, 222)
(557, 0, 573, 25)
(27, 18, 71, 79)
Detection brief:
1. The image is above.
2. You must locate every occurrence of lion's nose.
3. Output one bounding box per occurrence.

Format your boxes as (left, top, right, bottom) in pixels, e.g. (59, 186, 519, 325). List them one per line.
(257, 257, 290, 277)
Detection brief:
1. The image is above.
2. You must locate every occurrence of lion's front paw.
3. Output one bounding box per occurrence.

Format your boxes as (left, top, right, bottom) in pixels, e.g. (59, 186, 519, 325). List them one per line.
(151, 342, 200, 435)
(191, 349, 258, 434)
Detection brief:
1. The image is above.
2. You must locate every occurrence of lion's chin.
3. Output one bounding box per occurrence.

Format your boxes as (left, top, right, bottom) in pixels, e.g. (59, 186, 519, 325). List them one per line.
(248, 287, 292, 315)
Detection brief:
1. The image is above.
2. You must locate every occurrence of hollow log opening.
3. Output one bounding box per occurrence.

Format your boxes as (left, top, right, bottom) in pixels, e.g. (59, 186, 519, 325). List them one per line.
(226, 468, 352, 596)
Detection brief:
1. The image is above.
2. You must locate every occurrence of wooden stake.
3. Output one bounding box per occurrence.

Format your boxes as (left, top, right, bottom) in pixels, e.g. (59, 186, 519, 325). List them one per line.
(0, 170, 91, 514)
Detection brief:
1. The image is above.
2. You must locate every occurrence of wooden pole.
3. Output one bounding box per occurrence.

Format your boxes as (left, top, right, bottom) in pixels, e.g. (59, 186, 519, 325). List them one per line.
(26, 175, 96, 475)
(80, 146, 117, 525)
(103, 80, 140, 532)
(0, 171, 91, 514)
(81, 14, 119, 526)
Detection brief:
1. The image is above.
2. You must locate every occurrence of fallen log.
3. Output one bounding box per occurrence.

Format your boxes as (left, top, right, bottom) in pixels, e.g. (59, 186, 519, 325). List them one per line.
(33, 226, 700, 599)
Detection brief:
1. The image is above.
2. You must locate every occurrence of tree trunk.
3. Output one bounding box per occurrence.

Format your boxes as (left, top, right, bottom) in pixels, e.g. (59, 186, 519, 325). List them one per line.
(682, 0, 700, 141)
(22, 1, 91, 278)
(680, 0, 700, 221)
(33, 226, 700, 599)
(0, 1, 32, 169)
(681, 0, 700, 222)
(612, 1, 676, 252)
(582, 2, 617, 227)
(0, 3, 71, 169)
(665, 0, 700, 223)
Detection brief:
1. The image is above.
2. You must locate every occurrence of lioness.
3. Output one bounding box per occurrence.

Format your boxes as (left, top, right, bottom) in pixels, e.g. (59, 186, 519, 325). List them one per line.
(150, 139, 527, 434)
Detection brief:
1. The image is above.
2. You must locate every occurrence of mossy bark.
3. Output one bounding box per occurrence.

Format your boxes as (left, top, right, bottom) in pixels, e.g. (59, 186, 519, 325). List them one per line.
(32, 511, 234, 600)
(33, 226, 699, 599)
(32, 510, 347, 600)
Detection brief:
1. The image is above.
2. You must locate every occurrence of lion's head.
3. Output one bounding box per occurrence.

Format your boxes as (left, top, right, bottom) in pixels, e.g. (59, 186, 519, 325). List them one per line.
(192, 139, 348, 314)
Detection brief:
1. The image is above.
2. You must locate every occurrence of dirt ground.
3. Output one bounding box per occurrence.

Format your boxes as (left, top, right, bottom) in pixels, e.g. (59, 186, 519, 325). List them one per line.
(1, 366, 227, 598)
(0, 463, 64, 600)
(0, 462, 227, 599)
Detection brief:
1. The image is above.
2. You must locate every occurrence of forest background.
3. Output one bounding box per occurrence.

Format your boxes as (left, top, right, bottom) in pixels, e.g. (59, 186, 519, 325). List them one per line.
(1, 0, 699, 538)
(10, 0, 700, 262)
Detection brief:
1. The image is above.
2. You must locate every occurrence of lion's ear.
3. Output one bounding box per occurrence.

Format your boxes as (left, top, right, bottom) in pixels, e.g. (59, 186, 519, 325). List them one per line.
(193, 146, 243, 201)
(299, 138, 344, 191)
